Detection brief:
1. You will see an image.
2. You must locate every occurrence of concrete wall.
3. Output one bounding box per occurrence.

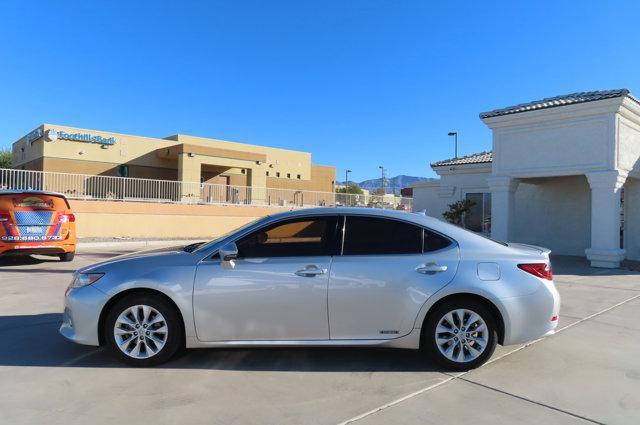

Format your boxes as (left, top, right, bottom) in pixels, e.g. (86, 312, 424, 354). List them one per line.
(412, 166, 491, 221)
(513, 176, 591, 256)
(624, 177, 640, 261)
(413, 171, 593, 256)
(69, 200, 291, 239)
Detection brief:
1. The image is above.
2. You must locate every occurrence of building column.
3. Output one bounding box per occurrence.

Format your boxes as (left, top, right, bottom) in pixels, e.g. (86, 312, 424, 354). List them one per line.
(178, 153, 201, 203)
(585, 171, 627, 268)
(487, 176, 519, 242)
(247, 164, 267, 204)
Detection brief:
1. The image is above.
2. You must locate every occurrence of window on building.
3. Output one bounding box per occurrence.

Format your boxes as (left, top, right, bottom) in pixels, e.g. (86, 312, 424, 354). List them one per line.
(287, 173, 291, 178)
(343, 216, 422, 255)
(241, 169, 246, 174)
(236, 216, 339, 258)
(266, 171, 270, 177)
(117, 165, 129, 177)
(464, 193, 491, 234)
(297, 174, 301, 179)
(276, 172, 281, 178)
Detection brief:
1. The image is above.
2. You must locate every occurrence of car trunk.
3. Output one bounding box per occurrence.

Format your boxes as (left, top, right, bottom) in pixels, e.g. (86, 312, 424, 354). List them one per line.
(0, 193, 71, 244)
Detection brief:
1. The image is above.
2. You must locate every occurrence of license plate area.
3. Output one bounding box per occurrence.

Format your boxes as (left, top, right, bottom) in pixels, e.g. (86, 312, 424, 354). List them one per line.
(23, 226, 45, 234)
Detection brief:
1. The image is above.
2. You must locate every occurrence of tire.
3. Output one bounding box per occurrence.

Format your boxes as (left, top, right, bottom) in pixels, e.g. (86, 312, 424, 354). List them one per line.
(104, 293, 183, 366)
(59, 251, 75, 262)
(423, 298, 498, 371)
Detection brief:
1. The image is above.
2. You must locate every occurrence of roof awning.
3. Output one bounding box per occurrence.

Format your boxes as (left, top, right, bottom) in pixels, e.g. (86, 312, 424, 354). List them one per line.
(156, 144, 267, 163)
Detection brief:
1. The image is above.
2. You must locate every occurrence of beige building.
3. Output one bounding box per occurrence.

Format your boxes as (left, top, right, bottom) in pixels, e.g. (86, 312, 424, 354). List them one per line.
(11, 124, 335, 203)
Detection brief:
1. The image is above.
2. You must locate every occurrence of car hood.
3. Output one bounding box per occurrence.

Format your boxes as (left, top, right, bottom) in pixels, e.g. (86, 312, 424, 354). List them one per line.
(77, 244, 200, 273)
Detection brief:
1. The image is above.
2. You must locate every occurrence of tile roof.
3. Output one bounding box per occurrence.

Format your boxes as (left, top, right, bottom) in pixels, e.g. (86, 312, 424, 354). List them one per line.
(431, 151, 493, 167)
(479, 89, 637, 119)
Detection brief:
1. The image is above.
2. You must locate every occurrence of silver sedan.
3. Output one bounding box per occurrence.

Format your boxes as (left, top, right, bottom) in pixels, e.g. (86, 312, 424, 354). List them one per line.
(60, 208, 560, 370)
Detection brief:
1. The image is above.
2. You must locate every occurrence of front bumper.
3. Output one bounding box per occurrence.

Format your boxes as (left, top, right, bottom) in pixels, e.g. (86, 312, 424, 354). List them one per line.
(59, 284, 108, 346)
(501, 279, 560, 346)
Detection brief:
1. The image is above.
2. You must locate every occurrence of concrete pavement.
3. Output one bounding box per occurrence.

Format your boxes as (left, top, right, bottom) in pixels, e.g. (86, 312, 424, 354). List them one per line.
(0, 248, 638, 425)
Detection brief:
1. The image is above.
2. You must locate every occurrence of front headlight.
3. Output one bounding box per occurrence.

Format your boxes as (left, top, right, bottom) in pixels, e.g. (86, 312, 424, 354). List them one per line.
(69, 272, 105, 289)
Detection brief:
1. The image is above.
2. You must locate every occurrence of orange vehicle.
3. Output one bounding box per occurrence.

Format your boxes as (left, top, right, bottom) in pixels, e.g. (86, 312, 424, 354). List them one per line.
(0, 191, 76, 261)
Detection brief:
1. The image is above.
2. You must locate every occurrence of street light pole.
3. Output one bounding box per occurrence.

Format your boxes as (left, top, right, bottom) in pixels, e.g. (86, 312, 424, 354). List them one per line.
(378, 165, 386, 194)
(345, 169, 352, 206)
(448, 132, 458, 158)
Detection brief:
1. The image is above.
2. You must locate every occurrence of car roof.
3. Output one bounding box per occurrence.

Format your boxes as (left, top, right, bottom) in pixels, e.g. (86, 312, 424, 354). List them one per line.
(0, 190, 69, 198)
(266, 207, 437, 225)
(263, 207, 509, 252)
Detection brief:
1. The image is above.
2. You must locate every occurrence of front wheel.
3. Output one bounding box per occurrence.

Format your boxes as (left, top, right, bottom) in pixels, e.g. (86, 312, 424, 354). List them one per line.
(104, 293, 182, 366)
(423, 298, 498, 371)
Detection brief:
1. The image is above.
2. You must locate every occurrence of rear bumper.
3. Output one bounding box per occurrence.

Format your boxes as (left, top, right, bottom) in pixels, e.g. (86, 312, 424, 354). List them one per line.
(0, 244, 75, 256)
(501, 280, 560, 346)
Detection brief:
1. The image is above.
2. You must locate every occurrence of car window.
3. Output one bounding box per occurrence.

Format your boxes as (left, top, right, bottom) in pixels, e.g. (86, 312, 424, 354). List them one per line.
(236, 216, 339, 258)
(423, 229, 453, 252)
(0, 193, 70, 210)
(193, 216, 270, 253)
(342, 216, 422, 255)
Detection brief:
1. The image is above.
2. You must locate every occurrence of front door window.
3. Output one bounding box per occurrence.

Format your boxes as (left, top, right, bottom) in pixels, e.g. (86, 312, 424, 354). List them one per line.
(237, 216, 340, 258)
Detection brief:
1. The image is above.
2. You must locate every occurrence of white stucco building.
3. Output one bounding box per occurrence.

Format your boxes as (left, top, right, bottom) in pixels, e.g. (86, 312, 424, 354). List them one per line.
(413, 89, 640, 268)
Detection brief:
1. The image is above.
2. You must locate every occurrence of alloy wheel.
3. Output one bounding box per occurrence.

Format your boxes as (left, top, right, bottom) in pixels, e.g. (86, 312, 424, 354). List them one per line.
(434, 308, 488, 363)
(113, 305, 168, 359)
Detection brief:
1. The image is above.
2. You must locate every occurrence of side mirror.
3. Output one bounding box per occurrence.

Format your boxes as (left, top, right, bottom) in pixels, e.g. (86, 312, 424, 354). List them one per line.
(219, 242, 238, 269)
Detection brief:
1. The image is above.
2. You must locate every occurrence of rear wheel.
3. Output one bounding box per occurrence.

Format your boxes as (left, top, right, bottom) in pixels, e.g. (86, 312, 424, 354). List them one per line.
(423, 298, 498, 371)
(59, 251, 75, 262)
(104, 293, 182, 366)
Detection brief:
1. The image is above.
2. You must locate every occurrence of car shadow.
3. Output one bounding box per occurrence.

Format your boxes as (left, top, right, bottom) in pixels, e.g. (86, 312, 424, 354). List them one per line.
(1, 313, 440, 372)
(0, 255, 60, 267)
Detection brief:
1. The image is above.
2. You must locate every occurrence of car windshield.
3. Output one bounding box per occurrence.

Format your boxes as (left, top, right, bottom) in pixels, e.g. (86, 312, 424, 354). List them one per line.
(191, 216, 271, 253)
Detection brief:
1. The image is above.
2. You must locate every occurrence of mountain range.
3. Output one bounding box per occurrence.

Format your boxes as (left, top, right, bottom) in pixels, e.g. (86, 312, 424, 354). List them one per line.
(338, 175, 437, 195)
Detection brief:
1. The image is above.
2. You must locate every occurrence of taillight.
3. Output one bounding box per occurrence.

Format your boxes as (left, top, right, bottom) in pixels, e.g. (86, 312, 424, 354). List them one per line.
(0, 212, 10, 222)
(59, 213, 76, 223)
(518, 263, 553, 280)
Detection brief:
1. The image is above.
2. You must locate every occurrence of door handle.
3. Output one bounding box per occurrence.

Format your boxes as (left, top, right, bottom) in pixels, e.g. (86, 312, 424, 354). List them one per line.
(416, 263, 448, 274)
(295, 265, 326, 277)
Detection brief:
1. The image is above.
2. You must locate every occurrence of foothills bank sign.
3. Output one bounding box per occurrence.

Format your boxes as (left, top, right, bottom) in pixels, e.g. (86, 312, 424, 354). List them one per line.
(26, 128, 117, 146)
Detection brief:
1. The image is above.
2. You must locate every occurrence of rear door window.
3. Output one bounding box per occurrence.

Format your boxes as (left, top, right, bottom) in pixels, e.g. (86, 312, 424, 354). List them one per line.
(423, 229, 453, 252)
(342, 216, 422, 255)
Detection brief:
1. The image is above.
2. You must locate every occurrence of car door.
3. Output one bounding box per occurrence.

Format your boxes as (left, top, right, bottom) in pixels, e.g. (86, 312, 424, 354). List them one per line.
(328, 215, 459, 340)
(193, 215, 340, 341)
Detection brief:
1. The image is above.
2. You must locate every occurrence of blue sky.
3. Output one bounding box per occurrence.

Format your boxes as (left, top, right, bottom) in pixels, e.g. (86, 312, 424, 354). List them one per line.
(1, 1, 639, 180)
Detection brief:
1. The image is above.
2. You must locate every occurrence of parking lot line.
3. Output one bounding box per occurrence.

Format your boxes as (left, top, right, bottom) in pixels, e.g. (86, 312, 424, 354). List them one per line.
(337, 293, 640, 425)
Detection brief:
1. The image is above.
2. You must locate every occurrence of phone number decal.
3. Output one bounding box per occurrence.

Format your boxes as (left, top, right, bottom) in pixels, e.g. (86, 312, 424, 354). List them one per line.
(1, 235, 63, 242)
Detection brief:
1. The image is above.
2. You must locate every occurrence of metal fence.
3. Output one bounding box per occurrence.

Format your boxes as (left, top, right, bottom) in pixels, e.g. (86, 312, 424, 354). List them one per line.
(0, 168, 412, 210)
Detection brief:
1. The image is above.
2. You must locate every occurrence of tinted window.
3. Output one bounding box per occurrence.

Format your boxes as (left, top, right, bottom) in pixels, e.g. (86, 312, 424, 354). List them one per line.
(343, 216, 422, 255)
(237, 216, 339, 258)
(424, 229, 453, 252)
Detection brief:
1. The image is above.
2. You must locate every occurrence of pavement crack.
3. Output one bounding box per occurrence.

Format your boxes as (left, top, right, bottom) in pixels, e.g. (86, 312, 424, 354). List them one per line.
(457, 377, 604, 424)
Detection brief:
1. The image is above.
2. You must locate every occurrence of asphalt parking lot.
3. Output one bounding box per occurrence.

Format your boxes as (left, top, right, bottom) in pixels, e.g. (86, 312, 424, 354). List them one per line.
(0, 247, 638, 425)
